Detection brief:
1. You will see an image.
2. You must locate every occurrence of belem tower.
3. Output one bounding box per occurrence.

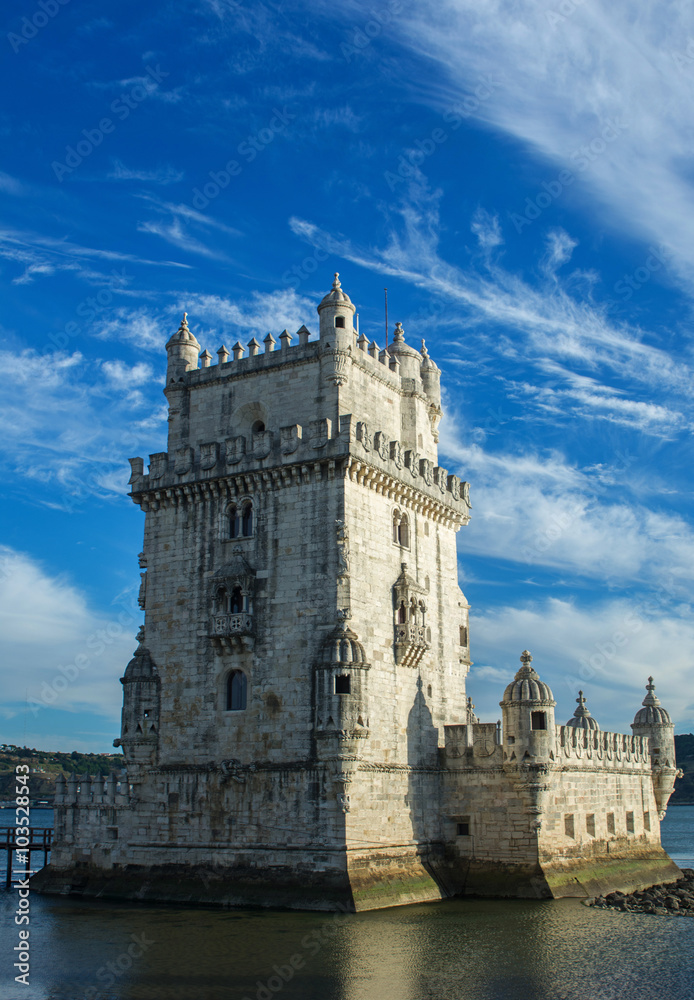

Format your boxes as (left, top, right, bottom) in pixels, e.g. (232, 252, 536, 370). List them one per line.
(34, 274, 682, 910)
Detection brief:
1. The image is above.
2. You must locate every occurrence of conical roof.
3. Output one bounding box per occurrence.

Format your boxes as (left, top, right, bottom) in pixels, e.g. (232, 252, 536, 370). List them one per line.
(321, 621, 367, 665)
(317, 273, 355, 313)
(566, 690, 600, 730)
(501, 650, 555, 705)
(166, 312, 200, 350)
(633, 677, 672, 726)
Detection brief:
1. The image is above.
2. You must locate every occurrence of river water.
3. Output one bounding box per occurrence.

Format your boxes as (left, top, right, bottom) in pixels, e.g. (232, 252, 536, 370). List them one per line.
(0, 806, 692, 1000)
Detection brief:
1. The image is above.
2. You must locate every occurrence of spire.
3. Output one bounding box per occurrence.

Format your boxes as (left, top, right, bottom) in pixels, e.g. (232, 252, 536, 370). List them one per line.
(566, 689, 600, 730)
(332, 272, 341, 290)
(393, 321, 405, 343)
(642, 676, 661, 707)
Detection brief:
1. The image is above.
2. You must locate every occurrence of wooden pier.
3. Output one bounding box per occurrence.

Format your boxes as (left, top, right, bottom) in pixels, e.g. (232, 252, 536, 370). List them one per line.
(1, 827, 52, 888)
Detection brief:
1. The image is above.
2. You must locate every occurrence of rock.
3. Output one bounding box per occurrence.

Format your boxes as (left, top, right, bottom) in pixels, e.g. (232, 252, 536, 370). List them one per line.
(582, 897, 595, 907)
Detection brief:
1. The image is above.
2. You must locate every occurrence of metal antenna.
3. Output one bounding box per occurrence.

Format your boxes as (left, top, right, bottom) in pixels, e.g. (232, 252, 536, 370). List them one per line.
(384, 287, 388, 348)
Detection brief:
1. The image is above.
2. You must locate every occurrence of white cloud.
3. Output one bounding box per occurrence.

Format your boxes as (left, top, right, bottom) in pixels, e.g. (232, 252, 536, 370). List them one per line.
(470, 207, 503, 250)
(468, 595, 694, 733)
(108, 160, 184, 184)
(0, 547, 135, 726)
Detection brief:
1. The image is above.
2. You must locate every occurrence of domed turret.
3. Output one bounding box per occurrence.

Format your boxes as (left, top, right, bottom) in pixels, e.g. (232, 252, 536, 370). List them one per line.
(113, 632, 161, 766)
(566, 690, 600, 731)
(317, 273, 356, 343)
(314, 621, 370, 753)
(166, 312, 201, 382)
(631, 677, 680, 819)
(386, 321, 422, 380)
(500, 650, 556, 760)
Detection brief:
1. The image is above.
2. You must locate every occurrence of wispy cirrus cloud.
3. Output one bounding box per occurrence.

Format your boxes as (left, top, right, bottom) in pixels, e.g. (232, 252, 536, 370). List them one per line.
(108, 160, 184, 184)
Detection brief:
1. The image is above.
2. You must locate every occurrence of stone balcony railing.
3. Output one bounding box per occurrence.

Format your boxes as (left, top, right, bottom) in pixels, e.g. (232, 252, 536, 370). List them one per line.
(394, 623, 430, 667)
(210, 613, 254, 651)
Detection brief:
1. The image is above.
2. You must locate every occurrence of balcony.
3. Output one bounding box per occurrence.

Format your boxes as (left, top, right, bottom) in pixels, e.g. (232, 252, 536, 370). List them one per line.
(210, 613, 254, 652)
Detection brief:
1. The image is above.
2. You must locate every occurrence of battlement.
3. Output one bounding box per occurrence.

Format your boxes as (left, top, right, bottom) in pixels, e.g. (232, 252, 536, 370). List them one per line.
(55, 772, 130, 807)
(556, 726, 651, 768)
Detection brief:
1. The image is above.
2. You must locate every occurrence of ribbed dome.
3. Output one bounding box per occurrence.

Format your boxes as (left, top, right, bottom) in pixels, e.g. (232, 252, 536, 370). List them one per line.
(633, 677, 672, 726)
(501, 650, 555, 704)
(122, 642, 158, 683)
(566, 690, 600, 730)
(322, 622, 367, 665)
(317, 273, 355, 312)
(166, 312, 200, 349)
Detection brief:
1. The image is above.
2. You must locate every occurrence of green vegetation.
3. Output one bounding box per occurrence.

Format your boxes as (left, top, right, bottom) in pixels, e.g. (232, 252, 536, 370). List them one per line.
(0, 745, 123, 805)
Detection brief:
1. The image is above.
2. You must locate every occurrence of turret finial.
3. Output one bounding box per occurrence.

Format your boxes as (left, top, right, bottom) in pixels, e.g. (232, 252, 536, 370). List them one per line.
(642, 676, 661, 706)
(333, 272, 341, 289)
(420, 339, 429, 358)
(520, 649, 533, 664)
(179, 312, 189, 330)
(393, 321, 405, 342)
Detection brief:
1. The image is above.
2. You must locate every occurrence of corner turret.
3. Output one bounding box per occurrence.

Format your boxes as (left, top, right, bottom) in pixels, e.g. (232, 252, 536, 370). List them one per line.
(113, 630, 161, 767)
(500, 650, 556, 761)
(317, 273, 356, 346)
(166, 312, 201, 383)
(566, 690, 600, 731)
(631, 677, 681, 818)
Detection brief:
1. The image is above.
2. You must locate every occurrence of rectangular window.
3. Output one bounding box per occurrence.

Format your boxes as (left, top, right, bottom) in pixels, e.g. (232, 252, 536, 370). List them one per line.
(626, 811, 635, 834)
(564, 814, 575, 839)
(607, 812, 615, 835)
(459, 625, 468, 647)
(644, 812, 651, 832)
(335, 674, 351, 695)
(456, 818, 470, 837)
(531, 711, 547, 730)
(586, 814, 595, 837)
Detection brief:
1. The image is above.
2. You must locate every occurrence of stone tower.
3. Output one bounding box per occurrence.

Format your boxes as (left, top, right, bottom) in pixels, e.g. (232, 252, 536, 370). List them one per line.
(36, 273, 681, 909)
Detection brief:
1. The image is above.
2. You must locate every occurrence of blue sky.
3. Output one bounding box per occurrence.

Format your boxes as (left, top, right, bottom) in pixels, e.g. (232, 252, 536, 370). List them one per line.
(1, 0, 693, 752)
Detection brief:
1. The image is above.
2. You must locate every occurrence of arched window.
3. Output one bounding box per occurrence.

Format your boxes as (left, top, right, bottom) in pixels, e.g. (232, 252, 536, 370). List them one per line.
(392, 509, 401, 544)
(215, 585, 228, 614)
(241, 501, 253, 536)
(227, 670, 247, 711)
(398, 513, 409, 547)
(252, 420, 265, 433)
(335, 316, 345, 329)
(228, 501, 253, 538)
(397, 601, 407, 624)
(230, 586, 244, 614)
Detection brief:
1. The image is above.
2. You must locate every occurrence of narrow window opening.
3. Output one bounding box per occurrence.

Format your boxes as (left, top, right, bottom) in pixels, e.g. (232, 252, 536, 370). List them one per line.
(392, 510, 401, 543)
(227, 670, 247, 711)
(397, 602, 407, 624)
(586, 814, 595, 837)
(230, 586, 244, 614)
(229, 506, 240, 538)
(456, 819, 470, 837)
(644, 812, 651, 832)
(459, 625, 468, 647)
(427, 684, 432, 697)
(335, 674, 351, 695)
(626, 811, 635, 834)
(564, 814, 575, 839)
(398, 514, 409, 547)
(143, 709, 150, 719)
(531, 711, 547, 731)
(607, 812, 615, 835)
(252, 420, 265, 433)
(241, 501, 253, 536)
(335, 316, 345, 328)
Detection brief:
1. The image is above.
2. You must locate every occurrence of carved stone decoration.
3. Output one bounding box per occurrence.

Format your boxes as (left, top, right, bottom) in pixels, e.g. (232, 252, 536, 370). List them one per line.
(200, 442, 219, 470)
(310, 418, 331, 449)
(138, 572, 147, 610)
(225, 436, 246, 466)
(405, 450, 419, 478)
(374, 431, 389, 461)
(321, 343, 351, 386)
(392, 563, 430, 667)
(390, 441, 403, 469)
(434, 466, 448, 494)
(356, 422, 371, 451)
(461, 481, 471, 506)
(338, 793, 351, 813)
(252, 429, 272, 460)
(174, 447, 193, 475)
(336, 519, 350, 578)
(128, 457, 144, 484)
(148, 452, 167, 480)
(419, 459, 434, 486)
(447, 474, 461, 501)
(138, 552, 147, 569)
(220, 758, 258, 784)
(280, 424, 302, 454)
(209, 552, 257, 652)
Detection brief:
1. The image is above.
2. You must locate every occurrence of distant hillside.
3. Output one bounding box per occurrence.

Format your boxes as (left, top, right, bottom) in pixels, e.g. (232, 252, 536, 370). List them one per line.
(0, 744, 122, 806)
(673, 733, 694, 804)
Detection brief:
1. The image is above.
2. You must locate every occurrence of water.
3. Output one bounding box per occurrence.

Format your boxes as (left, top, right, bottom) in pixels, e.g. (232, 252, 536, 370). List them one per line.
(0, 807, 691, 1000)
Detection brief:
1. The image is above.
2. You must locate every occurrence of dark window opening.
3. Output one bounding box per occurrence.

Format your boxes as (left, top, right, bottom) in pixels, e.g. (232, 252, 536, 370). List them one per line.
(397, 602, 407, 624)
(456, 820, 470, 836)
(229, 502, 253, 538)
(427, 684, 432, 697)
(230, 586, 244, 614)
(227, 670, 247, 711)
(531, 711, 547, 731)
(335, 674, 351, 694)
(335, 316, 345, 328)
(459, 625, 468, 646)
(252, 420, 265, 433)
(398, 514, 409, 547)
(626, 811, 635, 834)
(143, 710, 150, 719)
(607, 812, 615, 834)
(241, 502, 253, 536)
